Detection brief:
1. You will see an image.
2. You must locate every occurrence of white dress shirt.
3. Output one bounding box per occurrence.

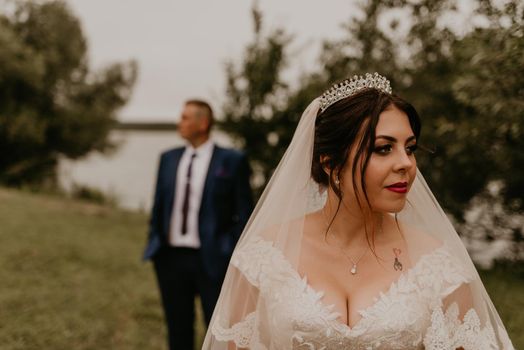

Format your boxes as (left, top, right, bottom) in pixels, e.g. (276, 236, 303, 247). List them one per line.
(169, 139, 214, 248)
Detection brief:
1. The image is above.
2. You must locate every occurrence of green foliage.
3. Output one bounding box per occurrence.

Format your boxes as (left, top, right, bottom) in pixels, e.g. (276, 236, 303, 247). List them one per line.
(0, 1, 137, 186)
(219, 4, 292, 192)
(451, 23, 524, 210)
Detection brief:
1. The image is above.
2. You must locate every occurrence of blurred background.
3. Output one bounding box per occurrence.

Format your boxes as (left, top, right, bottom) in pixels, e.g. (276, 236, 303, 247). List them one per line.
(0, 0, 522, 349)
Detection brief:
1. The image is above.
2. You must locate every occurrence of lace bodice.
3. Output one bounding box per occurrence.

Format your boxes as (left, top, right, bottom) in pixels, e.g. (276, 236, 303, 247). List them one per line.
(212, 236, 504, 349)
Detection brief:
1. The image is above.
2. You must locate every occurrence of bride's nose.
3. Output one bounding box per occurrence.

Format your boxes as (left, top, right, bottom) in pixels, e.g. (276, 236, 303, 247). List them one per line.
(393, 150, 415, 173)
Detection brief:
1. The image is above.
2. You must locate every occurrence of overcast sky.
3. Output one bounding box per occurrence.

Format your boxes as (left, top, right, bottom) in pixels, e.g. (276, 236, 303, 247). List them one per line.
(66, 0, 357, 122)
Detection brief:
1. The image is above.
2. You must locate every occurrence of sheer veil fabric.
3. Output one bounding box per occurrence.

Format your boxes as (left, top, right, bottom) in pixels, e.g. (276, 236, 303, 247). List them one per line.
(203, 97, 514, 349)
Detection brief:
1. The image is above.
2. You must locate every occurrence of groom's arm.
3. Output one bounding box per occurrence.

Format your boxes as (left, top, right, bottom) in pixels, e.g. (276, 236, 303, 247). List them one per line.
(230, 152, 253, 243)
(145, 153, 166, 251)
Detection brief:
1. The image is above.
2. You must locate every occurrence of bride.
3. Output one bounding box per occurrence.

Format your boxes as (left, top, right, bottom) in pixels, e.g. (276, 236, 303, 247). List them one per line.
(203, 73, 514, 349)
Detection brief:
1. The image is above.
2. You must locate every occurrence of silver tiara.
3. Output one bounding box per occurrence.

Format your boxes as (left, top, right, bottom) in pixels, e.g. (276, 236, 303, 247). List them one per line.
(319, 72, 392, 113)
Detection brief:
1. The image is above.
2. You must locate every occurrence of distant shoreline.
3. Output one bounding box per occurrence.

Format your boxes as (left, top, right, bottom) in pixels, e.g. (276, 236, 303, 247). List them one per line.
(114, 122, 177, 131)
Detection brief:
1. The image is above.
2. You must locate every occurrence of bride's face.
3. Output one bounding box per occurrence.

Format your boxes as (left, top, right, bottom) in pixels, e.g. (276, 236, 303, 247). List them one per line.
(341, 105, 417, 213)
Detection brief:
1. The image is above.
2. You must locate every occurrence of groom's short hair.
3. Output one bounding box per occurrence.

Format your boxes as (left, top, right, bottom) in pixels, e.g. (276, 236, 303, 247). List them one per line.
(185, 99, 214, 133)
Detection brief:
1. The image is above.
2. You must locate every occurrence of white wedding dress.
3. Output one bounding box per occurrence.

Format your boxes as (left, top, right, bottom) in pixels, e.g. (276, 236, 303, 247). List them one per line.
(211, 236, 507, 350)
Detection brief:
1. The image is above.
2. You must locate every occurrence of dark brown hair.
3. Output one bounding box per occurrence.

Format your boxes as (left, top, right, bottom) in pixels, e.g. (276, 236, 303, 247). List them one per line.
(185, 99, 214, 132)
(312, 87, 421, 244)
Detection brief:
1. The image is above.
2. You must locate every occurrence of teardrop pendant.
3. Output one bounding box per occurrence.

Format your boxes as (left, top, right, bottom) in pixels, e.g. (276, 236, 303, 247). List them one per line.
(350, 264, 357, 275)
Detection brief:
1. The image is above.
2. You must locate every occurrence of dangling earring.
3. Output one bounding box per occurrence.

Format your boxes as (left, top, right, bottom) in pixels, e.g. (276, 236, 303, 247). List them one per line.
(334, 175, 340, 186)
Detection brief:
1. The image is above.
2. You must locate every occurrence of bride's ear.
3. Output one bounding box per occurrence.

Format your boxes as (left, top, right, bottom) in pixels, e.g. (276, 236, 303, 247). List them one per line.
(320, 155, 331, 176)
(320, 155, 340, 180)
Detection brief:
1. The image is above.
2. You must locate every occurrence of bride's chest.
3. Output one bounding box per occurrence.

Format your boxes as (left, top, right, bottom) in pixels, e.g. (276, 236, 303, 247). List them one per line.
(232, 237, 466, 349)
(263, 274, 432, 349)
(299, 260, 407, 328)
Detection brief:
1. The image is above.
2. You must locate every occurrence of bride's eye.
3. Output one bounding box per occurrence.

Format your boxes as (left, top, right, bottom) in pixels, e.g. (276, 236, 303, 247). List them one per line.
(406, 144, 418, 155)
(373, 144, 392, 155)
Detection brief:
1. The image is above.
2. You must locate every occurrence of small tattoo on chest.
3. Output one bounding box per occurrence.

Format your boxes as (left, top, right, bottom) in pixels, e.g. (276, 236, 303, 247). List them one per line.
(393, 248, 403, 271)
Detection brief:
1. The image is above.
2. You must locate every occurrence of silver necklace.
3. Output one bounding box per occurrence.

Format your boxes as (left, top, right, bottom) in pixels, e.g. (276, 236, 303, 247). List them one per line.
(340, 245, 368, 275)
(321, 209, 376, 275)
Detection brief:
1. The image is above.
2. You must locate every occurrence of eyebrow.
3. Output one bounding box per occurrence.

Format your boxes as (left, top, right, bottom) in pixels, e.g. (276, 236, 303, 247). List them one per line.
(376, 135, 417, 143)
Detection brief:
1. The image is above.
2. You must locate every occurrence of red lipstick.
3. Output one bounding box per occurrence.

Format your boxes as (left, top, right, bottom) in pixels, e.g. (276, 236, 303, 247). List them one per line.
(386, 182, 408, 194)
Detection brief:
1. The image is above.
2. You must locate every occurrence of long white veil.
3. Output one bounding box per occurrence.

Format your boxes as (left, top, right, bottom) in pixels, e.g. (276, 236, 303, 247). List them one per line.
(203, 95, 514, 349)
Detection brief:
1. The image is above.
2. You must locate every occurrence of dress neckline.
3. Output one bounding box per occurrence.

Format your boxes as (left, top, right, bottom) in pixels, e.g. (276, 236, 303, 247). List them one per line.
(293, 243, 448, 332)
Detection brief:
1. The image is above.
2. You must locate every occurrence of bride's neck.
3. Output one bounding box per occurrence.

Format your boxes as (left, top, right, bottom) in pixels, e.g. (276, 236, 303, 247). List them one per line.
(322, 194, 383, 248)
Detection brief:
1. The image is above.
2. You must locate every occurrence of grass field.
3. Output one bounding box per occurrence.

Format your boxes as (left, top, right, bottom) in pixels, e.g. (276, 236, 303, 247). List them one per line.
(0, 187, 522, 349)
(0, 188, 205, 350)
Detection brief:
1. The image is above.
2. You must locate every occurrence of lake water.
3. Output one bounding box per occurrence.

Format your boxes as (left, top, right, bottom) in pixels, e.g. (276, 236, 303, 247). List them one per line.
(58, 130, 233, 211)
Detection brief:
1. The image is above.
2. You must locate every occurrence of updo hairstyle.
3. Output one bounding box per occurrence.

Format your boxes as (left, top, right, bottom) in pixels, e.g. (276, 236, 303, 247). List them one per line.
(311, 88, 422, 209)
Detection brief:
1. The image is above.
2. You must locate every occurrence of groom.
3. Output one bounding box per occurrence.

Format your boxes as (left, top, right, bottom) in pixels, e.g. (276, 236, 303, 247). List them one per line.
(143, 99, 253, 350)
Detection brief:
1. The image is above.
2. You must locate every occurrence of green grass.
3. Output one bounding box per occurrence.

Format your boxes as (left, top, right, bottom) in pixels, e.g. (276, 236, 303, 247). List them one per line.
(479, 264, 524, 348)
(0, 187, 522, 349)
(0, 188, 205, 350)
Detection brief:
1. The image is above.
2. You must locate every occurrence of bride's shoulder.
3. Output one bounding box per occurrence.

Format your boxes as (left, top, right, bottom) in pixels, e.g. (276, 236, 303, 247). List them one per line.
(395, 217, 444, 256)
(242, 212, 325, 259)
(254, 216, 310, 242)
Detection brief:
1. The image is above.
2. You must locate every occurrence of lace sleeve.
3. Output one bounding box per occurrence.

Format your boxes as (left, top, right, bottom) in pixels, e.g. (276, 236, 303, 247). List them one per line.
(229, 237, 274, 287)
(420, 245, 514, 350)
(209, 237, 285, 349)
(230, 236, 297, 293)
(211, 312, 266, 349)
(423, 303, 498, 350)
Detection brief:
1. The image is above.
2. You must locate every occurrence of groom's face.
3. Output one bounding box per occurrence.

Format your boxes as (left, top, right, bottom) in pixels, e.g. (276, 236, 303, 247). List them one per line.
(178, 104, 209, 142)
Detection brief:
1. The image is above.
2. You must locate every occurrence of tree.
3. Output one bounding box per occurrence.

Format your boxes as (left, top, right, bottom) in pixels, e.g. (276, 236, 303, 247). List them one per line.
(219, 4, 291, 194)
(0, 0, 137, 186)
(452, 22, 524, 211)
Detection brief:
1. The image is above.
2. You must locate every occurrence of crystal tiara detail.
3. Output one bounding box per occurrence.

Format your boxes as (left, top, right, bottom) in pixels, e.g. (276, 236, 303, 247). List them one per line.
(319, 72, 392, 113)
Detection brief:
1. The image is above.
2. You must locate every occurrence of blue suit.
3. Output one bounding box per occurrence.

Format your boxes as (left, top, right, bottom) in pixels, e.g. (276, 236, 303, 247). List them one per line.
(144, 144, 253, 350)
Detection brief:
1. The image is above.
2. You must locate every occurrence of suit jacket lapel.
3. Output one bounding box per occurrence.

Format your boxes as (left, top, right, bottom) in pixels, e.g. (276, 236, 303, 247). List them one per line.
(201, 145, 221, 212)
(165, 148, 185, 234)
